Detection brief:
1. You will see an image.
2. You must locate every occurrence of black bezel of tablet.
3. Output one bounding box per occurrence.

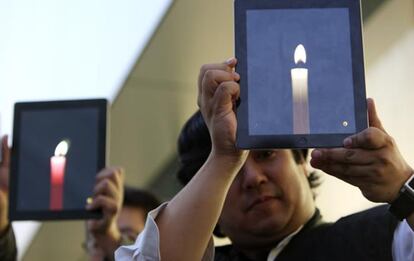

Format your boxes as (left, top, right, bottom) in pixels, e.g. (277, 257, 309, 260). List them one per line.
(9, 99, 107, 221)
(235, 0, 367, 148)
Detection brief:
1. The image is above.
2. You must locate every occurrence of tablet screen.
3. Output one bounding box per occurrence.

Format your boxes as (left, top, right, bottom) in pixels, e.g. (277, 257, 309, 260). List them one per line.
(235, 0, 366, 148)
(247, 8, 354, 136)
(10, 99, 107, 220)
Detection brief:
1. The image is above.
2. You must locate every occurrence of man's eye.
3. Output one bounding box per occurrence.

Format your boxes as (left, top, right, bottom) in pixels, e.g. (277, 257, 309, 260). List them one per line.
(256, 150, 276, 160)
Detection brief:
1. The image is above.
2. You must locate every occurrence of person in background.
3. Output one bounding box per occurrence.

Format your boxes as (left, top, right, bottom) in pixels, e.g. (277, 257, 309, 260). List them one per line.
(0, 134, 157, 261)
(85, 181, 160, 260)
(0, 135, 17, 261)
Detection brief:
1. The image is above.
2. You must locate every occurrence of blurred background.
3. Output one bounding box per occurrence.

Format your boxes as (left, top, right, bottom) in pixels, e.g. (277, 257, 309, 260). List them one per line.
(1, 0, 414, 259)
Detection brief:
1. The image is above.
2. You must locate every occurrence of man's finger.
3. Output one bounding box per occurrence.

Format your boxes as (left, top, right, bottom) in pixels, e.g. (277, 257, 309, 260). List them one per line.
(311, 148, 375, 165)
(343, 127, 390, 150)
(211, 81, 240, 114)
(96, 167, 124, 190)
(86, 195, 118, 215)
(198, 58, 237, 89)
(198, 59, 238, 106)
(201, 70, 239, 99)
(93, 178, 119, 200)
(315, 162, 373, 179)
(367, 98, 386, 132)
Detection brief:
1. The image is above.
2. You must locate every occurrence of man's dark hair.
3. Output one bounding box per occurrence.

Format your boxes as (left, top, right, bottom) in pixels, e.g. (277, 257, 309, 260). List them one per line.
(123, 186, 161, 215)
(177, 110, 320, 191)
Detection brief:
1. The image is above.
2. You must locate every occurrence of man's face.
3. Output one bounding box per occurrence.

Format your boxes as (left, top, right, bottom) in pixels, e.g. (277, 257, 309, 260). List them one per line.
(117, 206, 146, 241)
(218, 149, 315, 249)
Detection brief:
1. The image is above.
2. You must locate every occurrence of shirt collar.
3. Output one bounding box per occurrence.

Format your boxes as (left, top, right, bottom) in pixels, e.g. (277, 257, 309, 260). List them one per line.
(267, 209, 322, 261)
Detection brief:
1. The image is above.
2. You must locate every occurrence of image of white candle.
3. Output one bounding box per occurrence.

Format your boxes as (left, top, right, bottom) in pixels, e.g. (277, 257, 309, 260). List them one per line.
(291, 44, 310, 134)
(50, 139, 70, 211)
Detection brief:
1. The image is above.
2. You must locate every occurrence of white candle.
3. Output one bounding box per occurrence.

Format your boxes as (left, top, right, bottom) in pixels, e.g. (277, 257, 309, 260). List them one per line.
(50, 140, 69, 210)
(291, 44, 310, 134)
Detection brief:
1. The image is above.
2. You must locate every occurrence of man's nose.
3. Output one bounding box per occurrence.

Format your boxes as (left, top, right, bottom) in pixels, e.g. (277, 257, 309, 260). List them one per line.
(241, 159, 268, 190)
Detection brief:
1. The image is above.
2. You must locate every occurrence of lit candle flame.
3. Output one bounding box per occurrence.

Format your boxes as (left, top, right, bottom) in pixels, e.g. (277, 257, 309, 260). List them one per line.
(294, 44, 307, 64)
(54, 140, 70, 156)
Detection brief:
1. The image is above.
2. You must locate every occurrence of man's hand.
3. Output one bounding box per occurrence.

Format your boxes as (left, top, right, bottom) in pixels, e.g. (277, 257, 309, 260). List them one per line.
(86, 167, 124, 259)
(198, 58, 246, 161)
(0, 135, 10, 233)
(310, 98, 413, 203)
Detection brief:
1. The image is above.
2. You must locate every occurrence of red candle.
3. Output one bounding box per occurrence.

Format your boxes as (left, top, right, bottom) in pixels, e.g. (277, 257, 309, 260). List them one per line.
(50, 155, 66, 185)
(50, 140, 69, 211)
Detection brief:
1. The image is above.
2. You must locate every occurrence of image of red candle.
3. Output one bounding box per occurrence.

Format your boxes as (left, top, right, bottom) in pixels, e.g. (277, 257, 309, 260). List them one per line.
(50, 140, 70, 211)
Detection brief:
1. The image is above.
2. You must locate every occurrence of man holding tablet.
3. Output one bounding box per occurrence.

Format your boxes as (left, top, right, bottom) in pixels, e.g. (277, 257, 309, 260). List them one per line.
(116, 0, 414, 258)
(116, 59, 414, 260)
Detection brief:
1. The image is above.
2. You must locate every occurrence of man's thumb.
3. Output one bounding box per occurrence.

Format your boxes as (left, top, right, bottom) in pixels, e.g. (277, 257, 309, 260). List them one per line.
(367, 98, 386, 132)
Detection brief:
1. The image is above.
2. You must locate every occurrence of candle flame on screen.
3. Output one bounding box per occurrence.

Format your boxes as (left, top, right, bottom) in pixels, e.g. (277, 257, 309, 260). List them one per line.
(294, 44, 307, 64)
(54, 140, 70, 156)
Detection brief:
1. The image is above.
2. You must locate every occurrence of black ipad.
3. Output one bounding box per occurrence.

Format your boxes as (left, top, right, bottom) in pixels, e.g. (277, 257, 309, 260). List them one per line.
(9, 99, 107, 221)
(235, 0, 367, 149)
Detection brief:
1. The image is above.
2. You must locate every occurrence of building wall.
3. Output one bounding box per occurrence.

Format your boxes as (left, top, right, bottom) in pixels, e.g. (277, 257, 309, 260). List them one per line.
(109, 0, 235, 188)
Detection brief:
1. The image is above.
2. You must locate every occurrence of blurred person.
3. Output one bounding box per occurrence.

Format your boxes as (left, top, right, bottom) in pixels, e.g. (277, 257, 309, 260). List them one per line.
(0, 135, 16, 261)
(116, 59, 414, 261)
(0, 134, 142, 261)
(116, 186, 160, 243)
(85, 182, 160, 260)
